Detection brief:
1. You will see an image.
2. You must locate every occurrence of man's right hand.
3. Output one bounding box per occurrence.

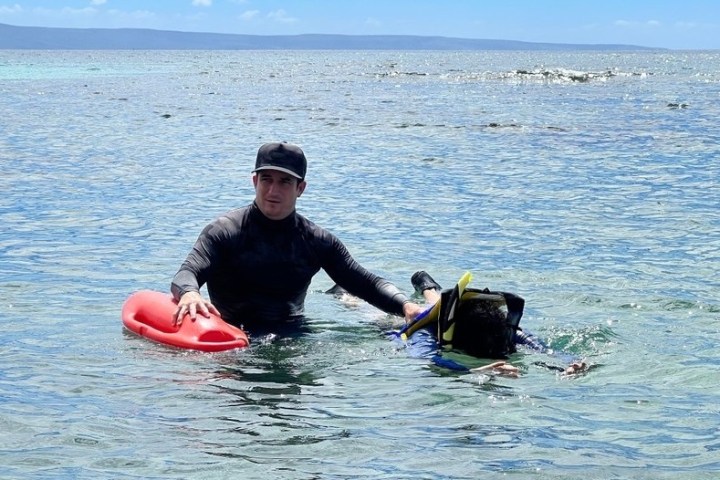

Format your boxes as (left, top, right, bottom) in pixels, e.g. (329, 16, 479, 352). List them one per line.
(173, 291, 221, 326)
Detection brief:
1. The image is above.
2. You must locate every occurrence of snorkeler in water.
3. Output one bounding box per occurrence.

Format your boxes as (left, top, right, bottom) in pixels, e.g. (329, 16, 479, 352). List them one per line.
(403, 271, 588, 376)
(328, 271, 587, 377)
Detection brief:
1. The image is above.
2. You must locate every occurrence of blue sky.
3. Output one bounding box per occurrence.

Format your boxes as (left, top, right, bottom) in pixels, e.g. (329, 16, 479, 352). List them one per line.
(1, 0, 718, 49)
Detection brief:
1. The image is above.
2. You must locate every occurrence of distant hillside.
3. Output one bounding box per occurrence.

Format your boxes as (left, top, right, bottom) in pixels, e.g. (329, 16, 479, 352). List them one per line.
(0, 23, 658, 51)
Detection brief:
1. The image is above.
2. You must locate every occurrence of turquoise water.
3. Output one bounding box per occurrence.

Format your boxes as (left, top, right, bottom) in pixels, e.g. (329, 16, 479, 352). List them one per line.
(1, 49, 719, 479)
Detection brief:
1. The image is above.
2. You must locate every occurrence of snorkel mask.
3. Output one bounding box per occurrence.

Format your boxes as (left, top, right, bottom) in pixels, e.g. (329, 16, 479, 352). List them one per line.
(439, 287, 524, 357)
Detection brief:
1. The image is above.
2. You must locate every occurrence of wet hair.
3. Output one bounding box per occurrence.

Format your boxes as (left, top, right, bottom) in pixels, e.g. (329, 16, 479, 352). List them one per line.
(450, 297, 517, 359)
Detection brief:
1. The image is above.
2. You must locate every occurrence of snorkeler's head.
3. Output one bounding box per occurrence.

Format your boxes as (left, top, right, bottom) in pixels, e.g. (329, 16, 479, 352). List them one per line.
(450, 297, 517, 359)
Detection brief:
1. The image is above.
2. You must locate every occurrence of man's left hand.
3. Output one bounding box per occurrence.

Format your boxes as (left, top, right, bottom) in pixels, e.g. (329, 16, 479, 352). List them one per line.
(402, 302, 425, 324)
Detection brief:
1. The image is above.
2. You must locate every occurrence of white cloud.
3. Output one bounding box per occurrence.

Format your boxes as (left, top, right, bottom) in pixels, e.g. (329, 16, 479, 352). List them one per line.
(32, 6, 98, 17)
(365, 17, 381, 28)
(3, 3, 157, 28)
(0, 4, 23, 14)
(106, 9, 156, 21)
(240, 10, 259, 21)
(267, 9, 297, 24)
(192, 0, 212, 6)
(614, 19, 662, 28)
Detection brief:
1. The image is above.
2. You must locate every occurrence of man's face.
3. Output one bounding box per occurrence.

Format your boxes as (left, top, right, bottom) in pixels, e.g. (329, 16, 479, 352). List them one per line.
(253, 169, 306, 220)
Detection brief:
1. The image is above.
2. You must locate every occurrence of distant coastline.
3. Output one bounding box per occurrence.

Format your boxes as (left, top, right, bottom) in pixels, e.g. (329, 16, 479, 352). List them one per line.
(0, 23, 660, 51)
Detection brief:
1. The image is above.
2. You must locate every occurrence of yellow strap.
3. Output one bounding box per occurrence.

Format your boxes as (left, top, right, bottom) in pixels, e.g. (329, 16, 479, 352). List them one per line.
(402, 271, 474, 342)
(441, 271, 473, 343)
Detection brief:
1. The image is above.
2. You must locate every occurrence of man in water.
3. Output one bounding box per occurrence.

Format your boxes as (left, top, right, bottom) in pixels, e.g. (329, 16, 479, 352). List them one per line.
(171, 141, 424, 333)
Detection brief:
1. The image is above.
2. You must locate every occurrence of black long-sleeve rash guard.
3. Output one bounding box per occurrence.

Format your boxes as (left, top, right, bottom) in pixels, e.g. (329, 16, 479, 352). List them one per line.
(171, 202, 409, 328)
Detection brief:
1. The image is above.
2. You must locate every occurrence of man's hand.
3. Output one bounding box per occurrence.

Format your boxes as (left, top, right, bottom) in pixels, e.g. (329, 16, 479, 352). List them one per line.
(470, 361, 520, 378)
(402, 301, 425, 324)
(173, 291, 221, 326)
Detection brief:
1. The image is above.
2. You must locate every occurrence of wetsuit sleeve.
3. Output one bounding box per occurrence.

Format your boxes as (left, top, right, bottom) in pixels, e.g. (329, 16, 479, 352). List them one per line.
(514, 329, 549, 353)
(431, 355, 470, 371)
(515, 329, 582, 368)
(388, 328, 469, 371)
(317, 232, 409, 316)
(170, 219, 229, 301)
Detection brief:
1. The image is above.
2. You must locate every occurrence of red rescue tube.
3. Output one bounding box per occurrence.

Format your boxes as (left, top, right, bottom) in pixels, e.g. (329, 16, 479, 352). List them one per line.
(121, 290, 249, 352)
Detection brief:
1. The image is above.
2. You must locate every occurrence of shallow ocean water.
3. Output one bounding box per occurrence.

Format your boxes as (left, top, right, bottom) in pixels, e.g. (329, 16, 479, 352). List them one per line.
(1, 49, 719, 479)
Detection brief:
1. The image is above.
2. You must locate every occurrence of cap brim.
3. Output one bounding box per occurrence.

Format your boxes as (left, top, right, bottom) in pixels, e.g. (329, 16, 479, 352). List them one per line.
(252, 165, 303, 179)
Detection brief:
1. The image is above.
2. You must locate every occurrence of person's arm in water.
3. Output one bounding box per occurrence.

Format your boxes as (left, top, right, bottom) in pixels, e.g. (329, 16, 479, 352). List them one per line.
(318, 231, 423, 322)
(511, 328, 588, 375)
(170, 218, 230, 325)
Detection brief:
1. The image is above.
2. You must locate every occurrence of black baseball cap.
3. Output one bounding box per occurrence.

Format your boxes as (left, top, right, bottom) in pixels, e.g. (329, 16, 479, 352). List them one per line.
(253, 142, 307, 180)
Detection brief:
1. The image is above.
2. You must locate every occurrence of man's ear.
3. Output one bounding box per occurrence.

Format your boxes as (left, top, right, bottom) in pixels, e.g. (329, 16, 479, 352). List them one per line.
(252, 174, 258, 188)
(297, 180, 307, 197)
